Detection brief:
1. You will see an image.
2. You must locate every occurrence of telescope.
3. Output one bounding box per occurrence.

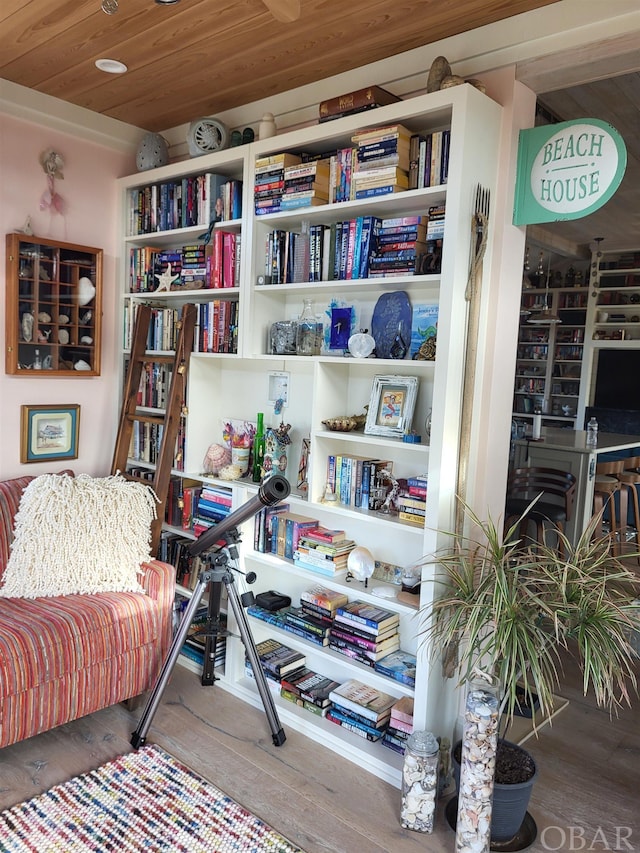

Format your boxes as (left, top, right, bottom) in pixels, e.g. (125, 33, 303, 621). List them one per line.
(132, 474, 291, 749)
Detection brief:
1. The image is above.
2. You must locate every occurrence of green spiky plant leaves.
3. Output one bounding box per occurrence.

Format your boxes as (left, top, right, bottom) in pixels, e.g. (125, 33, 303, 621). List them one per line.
(420, 504, 640, 726)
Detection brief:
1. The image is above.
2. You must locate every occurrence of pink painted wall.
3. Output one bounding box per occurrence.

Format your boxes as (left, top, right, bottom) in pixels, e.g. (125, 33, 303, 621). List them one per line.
(0, 114, 134, 479)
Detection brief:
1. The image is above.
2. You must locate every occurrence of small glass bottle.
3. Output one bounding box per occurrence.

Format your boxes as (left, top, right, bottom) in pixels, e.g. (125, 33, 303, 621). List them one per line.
(33, 349, 42, 370)
(586, 416, 598, 448)
(252, 413, 265, 483)
(400, 730, 439, 833)
(296, 298, 321, 356)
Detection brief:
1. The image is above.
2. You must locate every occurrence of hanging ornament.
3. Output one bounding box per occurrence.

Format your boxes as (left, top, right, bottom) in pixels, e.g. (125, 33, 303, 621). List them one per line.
(39, 149, 65, 214)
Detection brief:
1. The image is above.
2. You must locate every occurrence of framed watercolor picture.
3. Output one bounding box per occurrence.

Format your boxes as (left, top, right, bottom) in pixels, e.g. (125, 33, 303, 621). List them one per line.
(364, 375, 418, 438)
(20, 404, 80, 464)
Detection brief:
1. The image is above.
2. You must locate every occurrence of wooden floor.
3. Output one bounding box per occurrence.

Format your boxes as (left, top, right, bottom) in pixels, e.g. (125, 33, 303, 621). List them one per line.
(0, 656, 638, 852)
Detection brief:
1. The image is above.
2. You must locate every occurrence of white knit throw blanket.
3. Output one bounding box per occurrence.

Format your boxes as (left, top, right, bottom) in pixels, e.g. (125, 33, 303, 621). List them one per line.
(0, 473, 158, 599)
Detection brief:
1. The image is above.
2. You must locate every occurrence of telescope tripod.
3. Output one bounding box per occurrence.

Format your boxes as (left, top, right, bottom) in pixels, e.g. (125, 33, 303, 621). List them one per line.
(131, 538, 286, 749)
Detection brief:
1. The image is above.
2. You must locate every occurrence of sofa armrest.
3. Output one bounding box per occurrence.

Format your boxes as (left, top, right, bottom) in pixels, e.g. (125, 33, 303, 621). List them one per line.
(140, 559, 176, 650)
(140, 559, 176, 608)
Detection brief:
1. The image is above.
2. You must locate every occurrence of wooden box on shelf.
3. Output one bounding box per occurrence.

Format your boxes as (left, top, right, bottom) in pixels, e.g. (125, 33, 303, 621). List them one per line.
(5, 233, 102, 376)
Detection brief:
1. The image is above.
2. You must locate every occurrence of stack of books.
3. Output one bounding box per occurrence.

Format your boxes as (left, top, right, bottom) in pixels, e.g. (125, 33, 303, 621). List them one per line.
(192, 486, 232, 538)
(374, 649, 417, 687)
(280, 666, 341, 717)
(293, 526, 355, 577)
(351, 124, 411, 199)
(368, 215, 429, 278)
(382, 696, 414, 754)
(247, 638, 306, 684)
(396, 474, 427, 526)
(283, 605, 332, 647)
(179, 243, 206, 288)
(299, 585, 349, 619)
(280, 160, 330, 211)
(329, 600, 400, 666)
(254, 153, 302, 215)
(318, 86, 401, 123)
(327, 678, 397, 741)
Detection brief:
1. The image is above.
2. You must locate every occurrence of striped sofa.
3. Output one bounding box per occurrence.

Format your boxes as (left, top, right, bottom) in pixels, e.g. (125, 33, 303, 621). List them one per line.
(0, 475, 176, 749)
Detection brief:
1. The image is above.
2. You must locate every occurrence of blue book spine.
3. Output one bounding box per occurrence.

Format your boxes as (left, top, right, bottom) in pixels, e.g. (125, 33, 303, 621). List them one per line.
(351, 217, 363, 280)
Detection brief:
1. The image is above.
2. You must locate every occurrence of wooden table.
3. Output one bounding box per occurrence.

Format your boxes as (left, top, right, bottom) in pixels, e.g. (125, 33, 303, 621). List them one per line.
(513, 427, 640, 546)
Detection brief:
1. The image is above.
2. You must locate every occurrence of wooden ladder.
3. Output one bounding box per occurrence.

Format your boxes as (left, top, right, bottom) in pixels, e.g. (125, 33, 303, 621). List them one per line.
(111, 302, 197, 556)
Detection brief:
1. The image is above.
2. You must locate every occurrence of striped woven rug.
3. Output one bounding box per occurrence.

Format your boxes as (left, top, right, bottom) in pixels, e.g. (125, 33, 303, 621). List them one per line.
(0, 744, 303, 852)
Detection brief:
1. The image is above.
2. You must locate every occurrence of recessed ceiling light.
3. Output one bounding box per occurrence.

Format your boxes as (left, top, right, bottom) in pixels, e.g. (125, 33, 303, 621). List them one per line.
(155, 0, 180, 4)
(95, 58, 128, 74)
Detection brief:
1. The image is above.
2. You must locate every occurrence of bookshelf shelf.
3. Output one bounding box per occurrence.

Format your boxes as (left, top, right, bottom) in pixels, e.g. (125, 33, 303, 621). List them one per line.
(117, 84, 502, 787)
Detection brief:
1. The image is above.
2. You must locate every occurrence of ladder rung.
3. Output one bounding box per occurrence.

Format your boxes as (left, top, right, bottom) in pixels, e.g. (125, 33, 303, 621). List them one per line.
(121, 472, 156, 486)
(126, 413, 167, 426)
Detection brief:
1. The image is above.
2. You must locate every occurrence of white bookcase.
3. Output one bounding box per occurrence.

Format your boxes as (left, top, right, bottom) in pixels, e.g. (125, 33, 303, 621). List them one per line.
(117, 85, 502, 786)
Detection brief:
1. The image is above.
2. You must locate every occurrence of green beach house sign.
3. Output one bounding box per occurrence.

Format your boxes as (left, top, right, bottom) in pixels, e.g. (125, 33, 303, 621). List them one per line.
(513, 118, 627, 225)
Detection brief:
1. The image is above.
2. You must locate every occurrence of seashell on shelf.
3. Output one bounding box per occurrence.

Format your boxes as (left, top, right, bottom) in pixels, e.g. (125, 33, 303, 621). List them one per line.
(38, 312, 51, 323)
(322, 411, 367, 432)
(202, 443, 231, 474)
(58, 314, 70, 324)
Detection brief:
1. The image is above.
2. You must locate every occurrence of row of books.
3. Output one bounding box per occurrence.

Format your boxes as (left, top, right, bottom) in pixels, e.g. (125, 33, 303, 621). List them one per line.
(136, 361, 173, 409)
(261, 210, 442, 286)
(248, 639, 414, 744)
(325, 455, 392, 510)
(123, 303, 180, 351)
(158, 531, 204, 589)
(127, 421, 164, 465)
(129, 234, 242, 294)
(248, 585, 416, 688)
(253, 123, 450, 215)
(408, 130, 451, 190)
(193, 299, 239, 354)
(129, 173, 243, 235)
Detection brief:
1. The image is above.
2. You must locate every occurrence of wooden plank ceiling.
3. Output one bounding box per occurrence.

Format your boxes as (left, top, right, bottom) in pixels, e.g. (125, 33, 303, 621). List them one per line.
(0, 0, 558, 131)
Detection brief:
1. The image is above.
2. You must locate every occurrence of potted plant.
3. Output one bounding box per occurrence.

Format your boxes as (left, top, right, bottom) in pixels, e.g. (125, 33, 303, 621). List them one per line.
(419, 504, 640, 843)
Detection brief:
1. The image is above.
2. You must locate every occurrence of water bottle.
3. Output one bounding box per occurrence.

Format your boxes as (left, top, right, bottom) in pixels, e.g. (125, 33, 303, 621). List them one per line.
(532, 409, 542, 440)
(586, 417, 598, 448)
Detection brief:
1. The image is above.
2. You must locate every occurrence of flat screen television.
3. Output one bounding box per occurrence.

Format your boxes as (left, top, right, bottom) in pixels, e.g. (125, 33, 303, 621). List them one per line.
(593, 349, 640, 410)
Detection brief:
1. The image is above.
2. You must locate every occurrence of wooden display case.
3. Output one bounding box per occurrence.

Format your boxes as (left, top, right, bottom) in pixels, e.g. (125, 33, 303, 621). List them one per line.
(5, 233, 102, 376)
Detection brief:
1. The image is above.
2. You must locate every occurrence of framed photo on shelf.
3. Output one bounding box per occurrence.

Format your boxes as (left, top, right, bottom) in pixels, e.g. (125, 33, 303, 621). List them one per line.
(364, 375, 418, 438)
(20, 404, 80, 464)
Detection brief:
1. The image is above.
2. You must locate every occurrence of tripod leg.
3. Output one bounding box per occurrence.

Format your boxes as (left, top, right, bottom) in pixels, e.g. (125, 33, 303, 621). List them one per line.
(201, 580, 222, 686)
(131, 574, 208, 749)
(224, 574, 286, 746)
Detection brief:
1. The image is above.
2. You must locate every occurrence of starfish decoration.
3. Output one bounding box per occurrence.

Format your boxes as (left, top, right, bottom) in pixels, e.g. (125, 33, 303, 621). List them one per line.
(154, 263, 180, 293)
